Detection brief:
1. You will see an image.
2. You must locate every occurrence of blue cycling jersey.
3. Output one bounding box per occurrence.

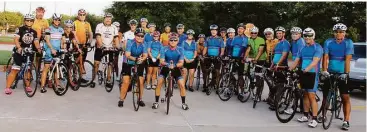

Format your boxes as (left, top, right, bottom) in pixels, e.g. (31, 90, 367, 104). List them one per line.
(273, 39, 290, 66)
(183, 40, 197, 60)
(160, 46, 184, 66)
(225, 38, 234, 56)
(125, 40, 147, 65)
(148, 40, 162, 59)
(291, 38, 305, 61)
(204, 36, 224, 57)
(324, 38, 354, 73)
(226, 35, 248, 58)
(44, 25, 64, 62)
(144, 33, 154, 43)
(297, 43, 323, 72)
(178, 34, 188, 47)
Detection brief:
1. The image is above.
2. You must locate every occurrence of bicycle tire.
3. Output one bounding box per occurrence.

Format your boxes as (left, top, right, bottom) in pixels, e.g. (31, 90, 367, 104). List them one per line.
(132, 75, 140, 111)
(166, 76, 172, 115)
(218, 73, 232, 101)
(68, 61, 81, 91)
(104, 64, 115, 93)
(322, 92, 335, 130)
(23, 64, 38, 97)
(6, 57, 17, 89)
(52, 63, 69, 96)
(79, 60, 94, 87)
(253, 80, 264, 108)
(238, 75, 251, 103)
(335, 95, 343, 119)
(196, 65, 200, 91)
(275, 86, 297, 123)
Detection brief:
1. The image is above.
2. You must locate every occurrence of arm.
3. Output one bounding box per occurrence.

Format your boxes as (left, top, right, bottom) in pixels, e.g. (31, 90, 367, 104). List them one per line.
(304, 57, 321, 72)
(61, 36, 66, 49)
(277, 52, 288, 65)
(322, 54, 329, 71)
(345, 55, 352, 73)
(220, 39, 225, 56)
(125, 52, 136, 61)
(255, 46, 265, 60)
(243, 46, 251, 60)
(290, 58, 300, 70)
(88, 24, 93, 43)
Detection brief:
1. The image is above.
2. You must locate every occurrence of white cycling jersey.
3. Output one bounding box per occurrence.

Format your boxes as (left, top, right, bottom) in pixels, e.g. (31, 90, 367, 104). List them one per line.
(95, 23, 118, 48)
(123, 30, 135, 41)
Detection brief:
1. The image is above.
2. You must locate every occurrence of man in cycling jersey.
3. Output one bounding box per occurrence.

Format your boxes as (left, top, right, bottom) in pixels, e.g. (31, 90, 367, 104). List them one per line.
(39, 13, 66, 93)
(144, 23, 156, 43)
(225, 28, 235, 57)
(321, 23, 353, 130)
(290, 27, 305, 61)
(123, 19, 138, 49)
(176, 24, 187, 47)
(152, 32, 189, 110)
(202, 24, 225, 93)
(289, 28, 323, 128)
(264, 28, 279, 66)
(92, 13, 119, 88)
(119, 28, 147, 107)
(227, 23, 248, 98)
(32, 7, 49, 69)
(160, 23, 171, 46)
(5, 14, 41, 95)
(220, 27, 227, 46)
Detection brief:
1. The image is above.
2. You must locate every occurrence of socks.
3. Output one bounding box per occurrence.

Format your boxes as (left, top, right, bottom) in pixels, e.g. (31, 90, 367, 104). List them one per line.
(155, 96, 159, 102)
(181, 96, 186, 104)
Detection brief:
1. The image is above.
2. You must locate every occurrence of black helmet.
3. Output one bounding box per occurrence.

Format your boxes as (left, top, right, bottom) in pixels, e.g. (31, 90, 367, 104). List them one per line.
(164, 23, 171, 28)
(220, 27, 227, 32)
(237, 23, 245, 29)
(135, 28, 145, 35)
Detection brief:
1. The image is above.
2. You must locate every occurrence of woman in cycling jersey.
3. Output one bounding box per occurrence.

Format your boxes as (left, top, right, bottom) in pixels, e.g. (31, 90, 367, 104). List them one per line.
(146, 31, 162, 90)
(182, 29, 197, 92)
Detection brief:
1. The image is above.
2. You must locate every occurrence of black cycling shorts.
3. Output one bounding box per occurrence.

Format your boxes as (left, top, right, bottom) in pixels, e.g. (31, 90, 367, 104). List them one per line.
(322, 75, 349, 95)
(121, 62, 145, 77)
(147, 58, 160, 67)
(184, 59, 198, 69)
(159, 67, 182, 80)
(94, 48, 114, 62)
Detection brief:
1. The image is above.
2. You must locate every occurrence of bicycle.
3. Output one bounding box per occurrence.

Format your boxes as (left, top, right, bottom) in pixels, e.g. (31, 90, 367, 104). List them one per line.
(44, 50, 69, 96)
(130, 60, 143, 111)
(250, 63, 267, 109)
(64, 49, 82, 91)
(79, 43, 96, 88)
(6, 47, 39, 97)
(321, 73, 344, 130)
(203, 56, 221, 96)
(97, 47, 118, 93)
(160, 61, 175, 115)
(195, 56, 204, 91)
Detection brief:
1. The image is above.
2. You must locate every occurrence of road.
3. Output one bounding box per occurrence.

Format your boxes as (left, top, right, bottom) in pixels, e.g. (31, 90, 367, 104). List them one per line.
(0, 43, 366, 132)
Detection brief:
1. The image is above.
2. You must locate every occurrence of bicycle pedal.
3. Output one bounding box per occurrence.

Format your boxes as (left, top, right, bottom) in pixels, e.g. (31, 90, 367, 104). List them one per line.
(160, 98, 165, 103)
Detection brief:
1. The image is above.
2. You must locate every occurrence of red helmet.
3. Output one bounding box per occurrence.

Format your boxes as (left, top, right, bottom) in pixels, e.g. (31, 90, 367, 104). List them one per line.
(169, 32, 179, 39)
(78, 9, 87, 15)
(153, 31, 160, 37)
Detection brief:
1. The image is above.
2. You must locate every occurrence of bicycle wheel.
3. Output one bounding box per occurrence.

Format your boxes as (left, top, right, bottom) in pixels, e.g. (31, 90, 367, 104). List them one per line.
(322, 92, 335, 130)
(253, 79, 264, 108)
(23, 64, 38, 97)
(52, 63, 69, 96)
(238, 75, 251, 103)
(196, 66, 201, 91)
(275, 86, 297, 123)
(80, 60, 94, 87)
(218, 73, 232, 101)
(6, 57, 18, 89)
(104, 64, 115, 93)
(68, 61, 81, 91)
(335, 92, 343, 119)
(132, 75, 140, 111)
(206, 71, 213, 95)
(166, 76, 172, 115)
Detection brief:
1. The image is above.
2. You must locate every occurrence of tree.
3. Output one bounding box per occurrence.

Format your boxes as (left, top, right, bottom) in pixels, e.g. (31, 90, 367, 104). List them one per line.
(0, 11, 23, 30)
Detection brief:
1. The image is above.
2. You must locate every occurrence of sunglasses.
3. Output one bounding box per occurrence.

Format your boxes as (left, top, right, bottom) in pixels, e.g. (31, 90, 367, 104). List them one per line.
(25, 20, 34, 22)
(79, 14, 86, 16)
(170, 39, 178, 42)
(136, 35, 144, 38)
(251, 32, 258, 34)
(54, 19, 61, 21)
(303, 34, 314, 38)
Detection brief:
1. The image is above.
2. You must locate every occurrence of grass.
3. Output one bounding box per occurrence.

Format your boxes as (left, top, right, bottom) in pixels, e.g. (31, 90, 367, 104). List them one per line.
(0, 36, 14, 43)
(0, 50, 12, 65)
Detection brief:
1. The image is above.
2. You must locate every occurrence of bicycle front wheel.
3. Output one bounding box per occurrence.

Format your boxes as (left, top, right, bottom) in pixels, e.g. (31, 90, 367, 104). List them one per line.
(132, 76, 140, 111)
(104, 64, 115, 93)
(23, 64, 38, 97)
(166, 77, 173, 115)
(80, 60, 94, 87)
(275, 86, 297, 123)
(68, 61, 81, 91)
(253, 79, 264, 108)
(52, 63, 69, 96)
(322, 92, 335, 130)
(238, 75, 251, 103)
(218, 73, 232, 101)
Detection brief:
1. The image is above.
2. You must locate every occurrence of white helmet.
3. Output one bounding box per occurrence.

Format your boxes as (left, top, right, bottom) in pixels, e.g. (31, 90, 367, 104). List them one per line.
(303, 27, 316, 39)
(227, 28, 236, 33)
(64, 19, 73, 27)
(333, 23, 347, 31)
(112, 22, 120, 27)
(275, 26, 286, 32)
(52, 13, 62, 20)
(250, 26, 259, 33)
(263, 28, 274, 35)
(186, 29, 195, 35)
(24, 14, 35, 20)
(290, 27, 302, 34)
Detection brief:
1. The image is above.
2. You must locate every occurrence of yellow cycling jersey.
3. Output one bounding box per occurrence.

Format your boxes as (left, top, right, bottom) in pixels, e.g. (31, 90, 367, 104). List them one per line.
(32, 18, 49, 39)
(73, 20, 92, 44)
(160, 32, 170, 46)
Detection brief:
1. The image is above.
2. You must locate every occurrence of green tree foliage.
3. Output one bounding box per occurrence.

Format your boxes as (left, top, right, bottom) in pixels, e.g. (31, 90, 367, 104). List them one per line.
(0, 11, 23, 28)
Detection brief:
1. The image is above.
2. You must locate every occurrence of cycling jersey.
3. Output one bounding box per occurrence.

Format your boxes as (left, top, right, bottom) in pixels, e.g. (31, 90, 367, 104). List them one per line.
(160, 46, 184, 66)
(248, 37, 266, 60)
(225, 37, 233, 56)
(160, 32, 170, 46)
(178, 34, 188, 47)
(266, 39, 279, 62)
(32, 18, 49, 40)
(44, 25, 64, 62)
(123, 30, 135, 41)
(143, 28, 150, 34)
(144, 33, 154, 43)
(290, 38, 306, 61)
(148, 40, 162, 59)
(226, 35, 247, 58)
(272, 39, 290, 66)
(297, 43, 323, 72)
(125, 40, 147, 65)
(95, 23, 119, 48)
(324, 38, 354, 73)
(64, 32, 76, 50)
(182, 40, 197, 60)
(196, 41, 205, 56)
(204, 36, 225, 57)
(73, 20, 92, 44)
(15, 26, 39, 48)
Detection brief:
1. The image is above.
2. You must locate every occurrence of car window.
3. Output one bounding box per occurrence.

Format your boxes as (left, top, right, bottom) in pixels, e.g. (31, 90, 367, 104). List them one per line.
(353, 44, 366, 59)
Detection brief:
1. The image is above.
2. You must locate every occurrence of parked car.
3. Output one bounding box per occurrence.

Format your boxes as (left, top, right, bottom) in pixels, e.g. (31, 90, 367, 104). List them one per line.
(349, 42, 366, 92)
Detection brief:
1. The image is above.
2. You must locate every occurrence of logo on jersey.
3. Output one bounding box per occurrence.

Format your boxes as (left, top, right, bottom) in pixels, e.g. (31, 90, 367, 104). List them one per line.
(22, 32, 34, 44)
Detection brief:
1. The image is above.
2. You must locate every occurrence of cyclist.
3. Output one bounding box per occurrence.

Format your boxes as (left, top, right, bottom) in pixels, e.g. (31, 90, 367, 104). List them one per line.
(140, 18, 150, 33)
(123, 19, 138, 46)
(176, 24, 187, 47)
(264, 28, 279, 67)
(160, 23, 171, 46)
(321, 23, 353, 130)
(226, 23, 248, 98)
(119, 28, 147, 107)
(220, 27, 227, 46)
(182, 29, 197, 92)
(64, 20, 79, 52)
(245, 26, 266, 65)
(39, 13, 66, 93)
(32, 7, 49, 71)
(225, 28, 236, 57)
(290, 27, 305, 61)
(289, 28, 323, 128)
(92, 13, 119, 88)
(4, 14, 41, 94)
(112, 21, 122, 81)
(144, 23, 156, 43)
(146, 31, 162, 90)
(73, 9, 93, 83)
(196, 34, 206, 89)
(202, 24, 225, 92)
(152, 32, 189, 110)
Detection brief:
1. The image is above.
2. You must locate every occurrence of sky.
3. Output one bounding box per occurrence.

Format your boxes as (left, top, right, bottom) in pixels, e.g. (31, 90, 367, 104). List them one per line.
(0, 1, 113, 18)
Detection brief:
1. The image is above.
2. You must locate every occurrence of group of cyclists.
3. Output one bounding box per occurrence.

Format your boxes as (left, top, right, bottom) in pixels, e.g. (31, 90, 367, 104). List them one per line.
(4, 7, 354, 131)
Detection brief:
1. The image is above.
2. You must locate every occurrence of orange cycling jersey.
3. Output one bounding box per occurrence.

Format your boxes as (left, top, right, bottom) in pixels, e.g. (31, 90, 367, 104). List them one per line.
(32, 18, 49, 40)
(266, 39, 279, 62)
(160, 32, 170, 46)
(73, 20, 92, 44)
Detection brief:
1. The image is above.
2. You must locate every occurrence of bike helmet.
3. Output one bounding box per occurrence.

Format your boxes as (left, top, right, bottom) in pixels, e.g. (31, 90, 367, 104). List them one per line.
(220, 27, 227, 32)
(148, 23, 156, 28)
(237, 23, 245, 29)
(140, 18, 148, 23)
(186, 29, 195, 35)
(227, 28, 236, 33)
(250, 26, 259, 33)
(303, 27, 316, 39)
(176, 24, 184, 29)
(290, 27, 302, 34)
(52, 13, 62, 20)
(333, 23, 347, 31)
(275, 26, 286, 32)
(112, 22, 120, 27)
(263, 28, 274, 35)
(64, 19, 74, 27)
(164, 23, 171, 28)
(24, 14, 35, 20)
(135, 28, 145, 35)
(128, 19, 138, 25)
(78, 9, 86, 14)
(104, 13, 113, 18)
(198, 34, 206, 38)
(210, 24, 218, 30)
